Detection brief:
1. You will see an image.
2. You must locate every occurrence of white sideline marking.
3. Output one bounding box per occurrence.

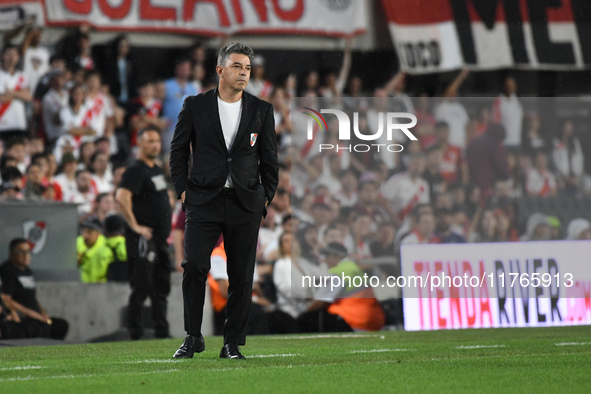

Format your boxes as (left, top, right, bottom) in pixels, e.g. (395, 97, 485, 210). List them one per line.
(0, 366, 43, 371)
(269, 334, 383, 340)
(123, 359, 180, 364)
(350, 349, 409, 353)
(0, 369, 179, 383)
(455, 345, 507, 349)
(555, 342, 591, 346)
(250, 353, 302, 358)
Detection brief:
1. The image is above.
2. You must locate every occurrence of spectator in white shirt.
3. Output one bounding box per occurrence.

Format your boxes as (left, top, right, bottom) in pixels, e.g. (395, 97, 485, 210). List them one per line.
(245, 55, 273, 100)
(67, 168, 97, 217)
(272, 233, 316, 333)
(83, 70, 114, 140)
(90, 151, 113, 194)
(0, 45, 32, 142)
(53, 152, 78, 201)
(380, 153, 430, 226)
(493, 76, 523, 149)
(335, 168, 358, 208)
(400, 210, 439, 245)
(526, 151, 557, 197)
(342, 211, 373, 261)
(54, 83, 96, 163)
(21, 27, 50, 95)
(552, 120, 584, 193)
(4, 137, 28, 174)
(434, 69, 470, 149)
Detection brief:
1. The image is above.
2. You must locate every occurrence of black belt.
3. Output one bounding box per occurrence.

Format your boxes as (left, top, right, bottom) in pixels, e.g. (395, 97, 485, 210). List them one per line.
(223, 188, 236, 196)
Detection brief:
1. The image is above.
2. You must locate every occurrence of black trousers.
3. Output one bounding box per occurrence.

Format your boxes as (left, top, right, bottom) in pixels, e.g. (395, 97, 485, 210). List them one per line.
(0, 317, 69, 340)
(183, 188, 264, 345)
(0, 318, 25, 339)
(126, 232, 171, 339)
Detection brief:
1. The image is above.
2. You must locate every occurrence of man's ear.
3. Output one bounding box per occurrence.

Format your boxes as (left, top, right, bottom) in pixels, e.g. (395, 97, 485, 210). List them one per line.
(216, 65, 223, 78)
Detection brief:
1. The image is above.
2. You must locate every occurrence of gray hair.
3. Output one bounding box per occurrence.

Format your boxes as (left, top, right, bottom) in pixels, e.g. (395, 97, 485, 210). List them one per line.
(217, 43, 254, 67)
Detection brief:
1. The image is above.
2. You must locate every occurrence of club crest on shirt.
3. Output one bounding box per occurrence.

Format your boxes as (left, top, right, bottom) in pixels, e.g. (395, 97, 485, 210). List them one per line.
(250, 133, 258, 147)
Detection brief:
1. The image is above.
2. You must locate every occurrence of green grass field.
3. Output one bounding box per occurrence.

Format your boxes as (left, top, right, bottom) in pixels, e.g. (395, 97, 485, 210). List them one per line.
(1, 326, 590, 393)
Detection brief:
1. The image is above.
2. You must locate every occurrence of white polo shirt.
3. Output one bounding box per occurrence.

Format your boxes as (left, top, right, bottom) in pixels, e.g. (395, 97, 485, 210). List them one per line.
(217, 96, 242, 188)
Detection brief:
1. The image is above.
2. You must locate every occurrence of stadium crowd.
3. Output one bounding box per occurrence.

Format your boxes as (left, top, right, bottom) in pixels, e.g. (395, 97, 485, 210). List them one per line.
(2, 25, 591, 340)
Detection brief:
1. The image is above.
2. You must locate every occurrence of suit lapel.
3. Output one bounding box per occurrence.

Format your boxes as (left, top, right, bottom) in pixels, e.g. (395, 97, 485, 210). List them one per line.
(230, 91, 253, 154)
(208, 87, 228, 152)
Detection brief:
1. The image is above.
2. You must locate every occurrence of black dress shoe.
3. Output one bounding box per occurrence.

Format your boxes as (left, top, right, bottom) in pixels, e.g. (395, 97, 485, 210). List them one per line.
(173, 335, 205, 359)
(219, 343, 246, 359)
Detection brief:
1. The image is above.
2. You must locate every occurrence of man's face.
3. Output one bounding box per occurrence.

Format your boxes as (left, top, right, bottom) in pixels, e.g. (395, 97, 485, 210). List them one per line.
(139, 130, 161, 159)
(282, 219, 292, 234)
(324, 228, 342, 245)
(93, 153, 109, 173)
(81, 228, 100, 247)
(76, 171, 92, 193)
(418, 213, 435, 238)
(535, 153, 547, 170)
(10, 242, 31, 268)
(98, 195, 114, 213)
(436, 127, 450, 145)
(341, 172, 358, 192)
(86, 75, 101, 91)
(8, 143, 25, 162)
(358, 182, 376, 204)
(323, 253, 342, 268)
(176, 61, 191, 80)
(27, 165, 42, 185)
(353, 215, 371, 238)
(139, 83, 154, 99)
(96, 141, 110, 155)
(312, 205, 331, 226)
(51, 58, 66, 72)
(217, 53, 251, 92)
(427, 149, 442, 168)
(504, 77, 517, 94)
(2, 48, 19, 70)
(408, 156, 425, 178)
(436, 212, 452, 233)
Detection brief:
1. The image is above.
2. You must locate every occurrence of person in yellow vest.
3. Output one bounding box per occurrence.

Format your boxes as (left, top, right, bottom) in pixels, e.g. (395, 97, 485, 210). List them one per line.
(298, 242, 385, 332)
(77, 217, 114, 283)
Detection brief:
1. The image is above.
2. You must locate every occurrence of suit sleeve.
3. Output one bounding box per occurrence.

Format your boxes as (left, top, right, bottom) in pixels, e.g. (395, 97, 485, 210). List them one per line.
(169, 97, 194, 199)
(258, 104, 279, 204)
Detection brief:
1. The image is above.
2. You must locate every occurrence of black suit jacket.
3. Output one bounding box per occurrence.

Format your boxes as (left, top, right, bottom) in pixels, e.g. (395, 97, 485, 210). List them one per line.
(169, 87, 279, 214)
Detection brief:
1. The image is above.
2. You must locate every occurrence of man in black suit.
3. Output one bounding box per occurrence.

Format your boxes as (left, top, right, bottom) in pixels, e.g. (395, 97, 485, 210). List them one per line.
(169, 43, 278, 360)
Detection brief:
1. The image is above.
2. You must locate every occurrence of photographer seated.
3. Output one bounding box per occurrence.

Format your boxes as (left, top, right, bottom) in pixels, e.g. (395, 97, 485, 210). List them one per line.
(298, 242, 385, 333)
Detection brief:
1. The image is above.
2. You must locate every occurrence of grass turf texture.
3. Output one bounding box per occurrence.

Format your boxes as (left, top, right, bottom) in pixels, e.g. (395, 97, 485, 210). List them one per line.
(1, 326, 590, 393)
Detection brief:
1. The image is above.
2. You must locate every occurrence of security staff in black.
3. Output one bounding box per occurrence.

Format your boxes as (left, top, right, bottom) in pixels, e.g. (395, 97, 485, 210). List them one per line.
(116, 127, 172, 340)
(170, 43, 278, 359)
(0, 238, 69, 340)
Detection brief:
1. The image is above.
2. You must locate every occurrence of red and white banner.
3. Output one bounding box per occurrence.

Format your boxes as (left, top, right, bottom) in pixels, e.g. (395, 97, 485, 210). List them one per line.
(382, 0, 591, 73)
(33, 0, 366, 36)
(401, 241, 591, 331)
